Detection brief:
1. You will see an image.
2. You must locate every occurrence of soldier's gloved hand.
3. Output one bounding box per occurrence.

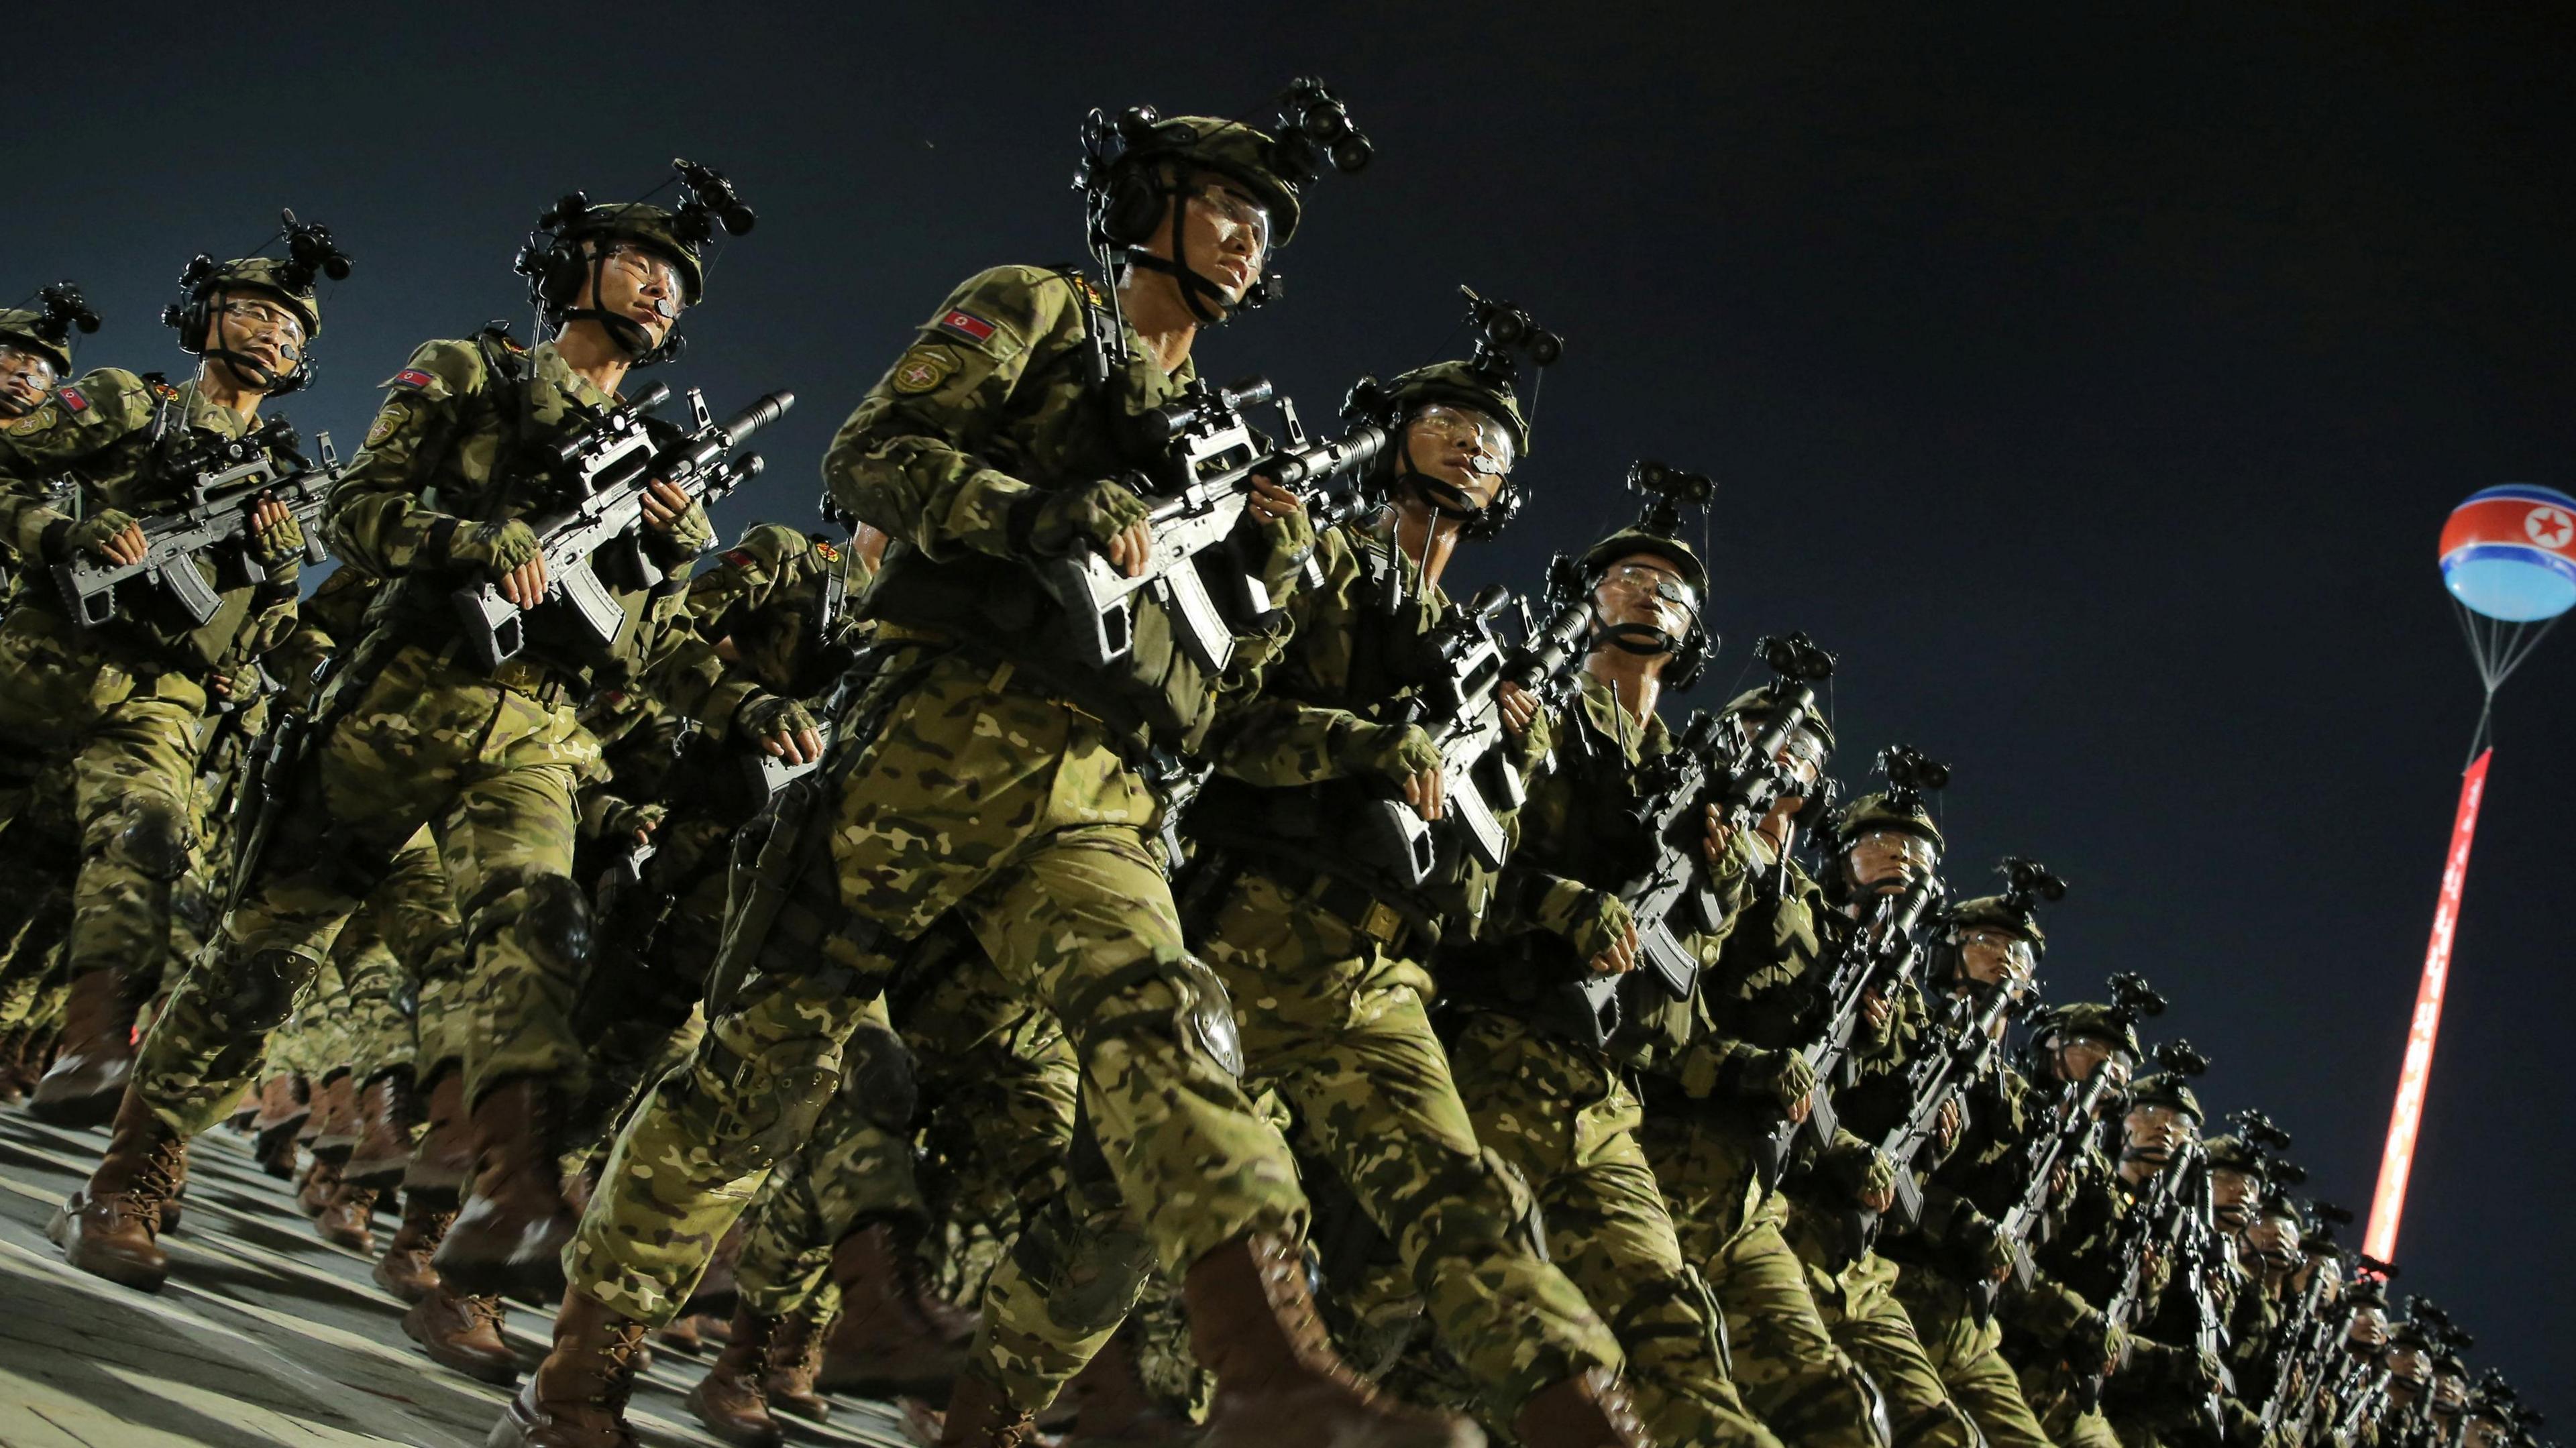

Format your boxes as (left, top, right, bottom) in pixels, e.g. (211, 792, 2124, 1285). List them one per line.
(245, 495, 305, 566)
(1739, 1047, 1817, 1121)
(1854, 986, 1898, 1056)
(1014, 478, 1151, 574)
(737, 693, 823, 767)
(1534, 881, 1638, 975)
(2066, 1310, 2127, 1376)
(445, 518, 547, 606)
(601, 799, 666, 846)
(54, 508, 146, 566)
(1342, 721, 1445, 818)
(1820, 1137, 1897, 1213)
(1952, 1214, 2017, 1284)
(206, 658, 268, 703)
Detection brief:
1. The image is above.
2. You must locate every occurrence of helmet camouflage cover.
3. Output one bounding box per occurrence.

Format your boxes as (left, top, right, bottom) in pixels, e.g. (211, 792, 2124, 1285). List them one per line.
(564, 202, 707, 303)
(2128, 1070, 2204, 1123)
(197, 256, 323, 339)
(2032, 1001, 2145, 1060)
(1717, 683, 1837, 754)
(1130, 114, 1303, 245)
(1949, 893, 2046, 952)
(0, 309, 74, 374)
(1373, 357, 1530, 457)
(1832, 789, 1945, 854)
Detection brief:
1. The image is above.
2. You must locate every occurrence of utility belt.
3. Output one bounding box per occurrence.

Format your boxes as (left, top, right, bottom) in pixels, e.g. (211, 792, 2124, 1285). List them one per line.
(1179, 842, 1439, 959)
(417, 634, 582, 708)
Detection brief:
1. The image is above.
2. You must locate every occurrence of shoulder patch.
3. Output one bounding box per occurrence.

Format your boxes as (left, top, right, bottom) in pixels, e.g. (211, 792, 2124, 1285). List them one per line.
(362, 408, 405, 448)
(146, 378, 180, 402)
(7, 405, 55, 435)
(388, 368, 436, 390)
(937, 309, 999, 343)
(813, 539, 840, 562)
(724, 549, 758, 569)
(890, 343, 963, 395)
(1071, 273, 1108, 309)
(56, 385, 88, 414)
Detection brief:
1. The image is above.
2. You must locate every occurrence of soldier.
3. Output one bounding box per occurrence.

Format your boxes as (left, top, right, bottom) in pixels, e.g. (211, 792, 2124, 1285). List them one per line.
(0, 230, 335, 1129)
(527, 88, 1479, 1448)
(1429, 497, 1784, 1447)
(48, 175, 805, 1303)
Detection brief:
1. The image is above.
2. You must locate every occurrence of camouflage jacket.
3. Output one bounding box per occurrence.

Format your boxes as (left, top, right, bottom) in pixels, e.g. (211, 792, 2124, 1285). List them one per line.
(826, 264, 1305, 755)
(323, 331, 716, 698)
(0, 370, 302, 671)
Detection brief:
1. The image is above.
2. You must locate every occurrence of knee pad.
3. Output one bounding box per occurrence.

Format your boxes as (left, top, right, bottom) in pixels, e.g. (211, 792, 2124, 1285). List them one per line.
(218, 948, 317, 1032)
(841, 1019, 919, 1132)
(1067, 947, 1243, 1079)
(516, 873, 594, 973)
(674, 1034, 841, 1174)
(95, 795, 191, 882)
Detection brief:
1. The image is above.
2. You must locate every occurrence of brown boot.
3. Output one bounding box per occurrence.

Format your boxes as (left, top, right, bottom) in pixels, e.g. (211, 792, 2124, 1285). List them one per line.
(1071, 1327, 1197, 1441)
(374, 1191, 452, 1303)
(297, 1153, 343, 1218)
(657, 1314, 706, 1355)
(251, 1073, 311, 1179)
(343, 1070, 419, 1188)
(685, 1306, 785, 1448)
(434, 1075, 575, 1298)
(817, 1220, 975, 1398)
(0, 1027, 29, 1105)
(46, 1089, 182, 1292)
(763, 1308, 829, 1425)
(316, 1180, 380, 1253)
(1513, 1369, 1649, 1448)
(1183, 1231, 1481, 1448)
(929, 1366, 1043, 1448)
(159, 1143, 190, 1237)
(402, 1283, 520, 1386)
(305, 1070, 361, 1154)
(403, 1066, 475, 1194)
(28, 968, 139, 1127)
(490, 1289, 649, 1448)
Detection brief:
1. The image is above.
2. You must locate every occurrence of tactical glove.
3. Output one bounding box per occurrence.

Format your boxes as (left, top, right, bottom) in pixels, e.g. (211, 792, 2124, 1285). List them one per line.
(444, 518, 541, 575)
(1951, 1213, 2017, 1284)
(1340, 720, 1443, 791)
(1532, 880, 1635, 962)
(737, 693, 820, 750)
(596, 798, 665, 842)
(1014, 477, 1149, 559)
(1739, 1047, 1818, 1119)
(246, 502, 306, 566)
(2065, 1309, 2127, 1376)
(53, 508, 139, 561)
(1819, 1136, 1896, 1209)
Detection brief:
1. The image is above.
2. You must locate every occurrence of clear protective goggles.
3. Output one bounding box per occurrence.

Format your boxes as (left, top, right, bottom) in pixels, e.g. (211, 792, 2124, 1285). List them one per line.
(603, 244, 688, 319)
(1410, 402, 1516, 478)
(1954, 926, 2037, 989)
(218, 297, 306, 349)
(1190, 182, 1273, 255)
(0, 343, 60, 386)
(1600, 559, 1701, 614)
(1849, 826, 1939, 876)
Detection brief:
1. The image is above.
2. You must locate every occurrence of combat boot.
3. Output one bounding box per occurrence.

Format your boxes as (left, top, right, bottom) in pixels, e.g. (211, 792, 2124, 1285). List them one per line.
(1181, 1231, 1483, 1448)
(28, 968, 139, 1127)
(816, 1219, 975, 1397)
(250, 1072, 310, 1179)
(316, 1180, 380, 1253)
(48, 1089, 182, 1292)
(0, 1027, 29, 1104)
(491, 1289, 648, 1448)
(1068, 1327, 1196, 1441)
(763, 1308, 829, 1425)
(403, 1283, 519, 1386)
(404, 1066, 475, 1194)
(305, 1070, 362, 1156)
(436, 1075, 575, 1298)
(657, 1314, 707, 1355)
(343, 1070, 419, 1188)
(927, 1366, 1042, 1448)
(1513, 1368, 1650, 1448)
(297, 1153, 343, 1218)
(159, 1145, 189, 1236)
(684, 1306, 785, 1448)
(374, 1191, 452, 1302)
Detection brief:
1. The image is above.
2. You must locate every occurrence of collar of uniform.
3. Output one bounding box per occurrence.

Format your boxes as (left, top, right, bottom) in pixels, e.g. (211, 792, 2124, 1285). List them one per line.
(527, 339, 618, 410)
(1573, 669, 1667, 762)
(176, 379, 256, 441)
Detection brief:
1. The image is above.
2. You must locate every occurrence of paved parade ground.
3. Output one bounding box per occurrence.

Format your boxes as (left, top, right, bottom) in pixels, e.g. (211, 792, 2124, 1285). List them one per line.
(0, 1111, 910, 1448)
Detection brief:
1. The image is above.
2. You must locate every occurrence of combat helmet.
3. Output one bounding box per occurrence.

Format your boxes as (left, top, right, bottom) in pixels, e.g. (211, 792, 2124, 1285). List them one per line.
(1572, 459, 1716, 685)
(1078, 78, 1370, 320)
(0, 282, 98, 416)
(162, 211, 350, 396)
(1342, 287, 1558, 543)
(516, 159, 753, 368)
(2127, 1070, 2204, 1123)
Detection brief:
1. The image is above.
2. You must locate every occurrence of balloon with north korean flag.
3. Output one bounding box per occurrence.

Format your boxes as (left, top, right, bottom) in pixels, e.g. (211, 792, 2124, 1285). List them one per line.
(2440, 483, 2576, 623)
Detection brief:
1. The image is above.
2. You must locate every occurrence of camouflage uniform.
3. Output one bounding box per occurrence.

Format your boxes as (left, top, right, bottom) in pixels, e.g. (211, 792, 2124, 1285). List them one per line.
(123, 331, 721, 1140)
(1434, 670, 1784, 1447)
(0, 370, 307, 1101)
(565, 262, 1315, 1326)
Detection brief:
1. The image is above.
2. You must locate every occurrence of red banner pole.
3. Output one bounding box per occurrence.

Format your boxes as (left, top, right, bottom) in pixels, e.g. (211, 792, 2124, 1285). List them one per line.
(2363, 747, 2493, 1264)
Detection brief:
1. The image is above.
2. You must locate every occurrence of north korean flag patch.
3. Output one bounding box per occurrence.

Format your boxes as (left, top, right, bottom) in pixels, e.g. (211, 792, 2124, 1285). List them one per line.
(390, 368, 436, 390)
(724, 549, 757, 568)
(936, 309, 999, 343)
(56, 384, 88, 414)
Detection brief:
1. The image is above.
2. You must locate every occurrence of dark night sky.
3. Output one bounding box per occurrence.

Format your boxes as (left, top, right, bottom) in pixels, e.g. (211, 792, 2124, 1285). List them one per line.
(30, 2, 2573, 1406)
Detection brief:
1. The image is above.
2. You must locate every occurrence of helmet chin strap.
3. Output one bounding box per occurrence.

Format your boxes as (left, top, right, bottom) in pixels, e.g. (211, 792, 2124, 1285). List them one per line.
(1123, 169, 1243, 326)
(1596, 620, 1677, 657)
(560, 248, 669, 361)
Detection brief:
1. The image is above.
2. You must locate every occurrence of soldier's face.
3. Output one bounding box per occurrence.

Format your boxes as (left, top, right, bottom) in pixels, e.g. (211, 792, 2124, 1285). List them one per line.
(2436, 1374, 2469, 1414)
(1402, 403, 1513, 500)
(207, 294, 305, 388)
(579, 243, 686, 345)
(1955, 926, 2035, 991)
(1158, 176, 1269, 303)
(1843, 827, 1936, 895)
(2346, 1304, 2390, 1356)
(0, 343, 58, 415)
(2212, 1167, 2258, 1229)
(2245, 1213, 2299, 1268)
(2121, 1103, 2188, 1163)
(2466, 1418, 2512, 1448)
(2051, 1034, 2127, 1089)
(1590, 555, 1696, 636)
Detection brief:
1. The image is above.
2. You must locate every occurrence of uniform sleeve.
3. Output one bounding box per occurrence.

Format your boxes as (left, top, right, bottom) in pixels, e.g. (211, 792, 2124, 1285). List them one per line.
(323, 340, 487, 577)
(641, 526, 812, 736)
(1205, 528, 1389, 787)
(821, 267, 1079, 562)
(0, 369, 153, 558)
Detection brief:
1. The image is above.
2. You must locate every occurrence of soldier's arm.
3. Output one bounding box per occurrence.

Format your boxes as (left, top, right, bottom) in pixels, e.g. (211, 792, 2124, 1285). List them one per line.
(1204, 528, 1399, 786)
(637, 524, 813, 736)
(0, 370, 152, 559)
(323, 340, 486, 577)
(822, 266, 1081, 562)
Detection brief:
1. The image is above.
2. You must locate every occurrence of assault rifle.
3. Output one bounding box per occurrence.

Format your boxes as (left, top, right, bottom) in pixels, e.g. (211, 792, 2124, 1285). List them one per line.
(1878, 973, 2033, 1231)
(1039, 376, 1387, 674)
(2259, 1249, 2341, 1433)
(1757, 865, 1944, 1190)
(2086, 1042, 2230, 1427)
(453, 384, 793, 671)
(55, 421, 336, 629)
(1353, 557, 1594, 888)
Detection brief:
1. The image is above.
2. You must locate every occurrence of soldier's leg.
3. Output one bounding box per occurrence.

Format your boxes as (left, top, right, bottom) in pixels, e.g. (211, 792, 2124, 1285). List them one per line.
(1805, 1244, 1978, 1448)
(33, 695, 205, 1123)
(1896, 1268, 2055, 1448)
(1446, 1013, 1779, 1447)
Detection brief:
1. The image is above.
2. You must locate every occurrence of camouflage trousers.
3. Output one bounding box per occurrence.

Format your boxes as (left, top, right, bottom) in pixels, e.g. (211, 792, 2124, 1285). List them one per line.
(1642, 1114, 1892, 1448)
(0, 763, 74, 1036)
(1441, 1009, 1782, 1447)
(2015, 1363, 2120, 1448)
(564, 649, 1305, 1326)
(568, 811, 737, 1150)
(1783, 1211, 1978, 1448)
(269, 827, 457, 1085)
(1892, 1265, 2057, 1448)
(131, 644, 598, 1138)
